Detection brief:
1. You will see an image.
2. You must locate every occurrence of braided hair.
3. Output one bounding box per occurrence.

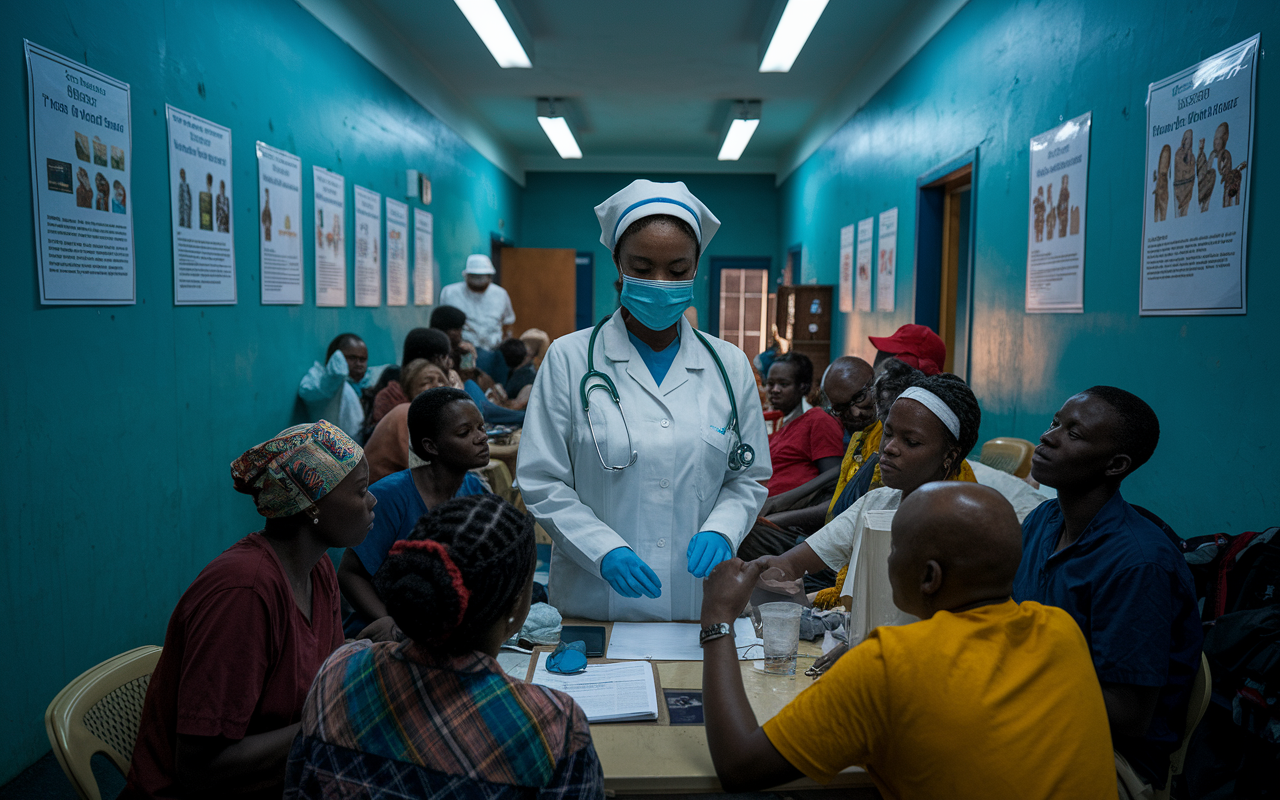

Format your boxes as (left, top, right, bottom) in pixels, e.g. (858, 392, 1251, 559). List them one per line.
(374, 494, 536, 653)
(874, 357, 924, 423)
(912, 373, 982, 476)
(407, 386, 474, 459)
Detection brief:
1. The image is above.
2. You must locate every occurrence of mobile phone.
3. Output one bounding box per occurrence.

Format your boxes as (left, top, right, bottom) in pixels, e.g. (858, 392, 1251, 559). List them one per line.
(560, 625, 606, 658)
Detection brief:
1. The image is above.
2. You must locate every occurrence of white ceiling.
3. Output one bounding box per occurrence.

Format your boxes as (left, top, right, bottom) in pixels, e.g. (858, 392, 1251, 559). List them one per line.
(299, 0, 969, 182)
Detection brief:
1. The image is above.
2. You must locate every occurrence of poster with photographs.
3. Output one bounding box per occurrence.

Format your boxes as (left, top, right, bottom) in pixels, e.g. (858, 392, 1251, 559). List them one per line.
(414, 208, 436, 306)
(385, 198, 409, 306)
(838, 223, 854, 313)
(24, 41, 134, 305)
(1141, 35, 1257, 316)
(166, 105, 235, 305)
(1026, 112, 1091, 313)
(353, 186, 382, 307)
(256, 142, 303, 305)
(877, 208, 898, 312)
(855, 217, 873, 312)
(313, 166, 346, 307)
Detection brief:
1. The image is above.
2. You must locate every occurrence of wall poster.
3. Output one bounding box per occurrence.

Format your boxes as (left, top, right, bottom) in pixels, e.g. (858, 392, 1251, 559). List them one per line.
(876, 208, 898, 312)
(1026, 112, 1091, 313)
(354, 185, 381, 307)
(838, 223, 854, 313)
(855, 217, 873, 312)
(385, 198, 409, 306)
(414, 208, 435, 306)
(166, 105, 235, 305)
(313, 166, 346, 307)
(1141, 35, 1257, 316)
(256, 142, 303, 305)
(24, 40, 135, 305)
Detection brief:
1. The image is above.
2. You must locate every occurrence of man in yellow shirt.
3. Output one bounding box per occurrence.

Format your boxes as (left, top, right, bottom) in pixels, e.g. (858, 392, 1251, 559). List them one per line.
(700, 482, 1117, 799)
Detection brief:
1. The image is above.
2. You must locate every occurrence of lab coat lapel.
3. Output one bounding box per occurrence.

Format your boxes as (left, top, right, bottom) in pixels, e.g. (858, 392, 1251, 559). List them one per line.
(658, 317, 706, 397)
(602, 309, 666, 402)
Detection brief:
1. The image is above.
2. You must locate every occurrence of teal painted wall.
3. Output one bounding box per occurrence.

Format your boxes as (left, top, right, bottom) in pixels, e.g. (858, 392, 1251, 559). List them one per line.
(1, 0, 520, 782)
(779, 0, 1279, 537)
(520, 172, 779, 327)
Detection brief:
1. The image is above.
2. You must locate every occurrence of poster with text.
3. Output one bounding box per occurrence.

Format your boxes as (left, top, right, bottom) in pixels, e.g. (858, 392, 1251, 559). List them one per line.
(1141, 35, 1257, 316)
(838, 223, 854, 313)
(313, 166, 346, 307)
(24, 41, 134, 305)
(1027, 112, 1091, 313)
(167, 105, 235, 305)
(385, 198, 409, 306)
(877, 208, 898, 312)
(256, 142, 303, 305)
(855, 217, 874, 312)
(414, 208, 436, 306)
(354, 185, 382, 307)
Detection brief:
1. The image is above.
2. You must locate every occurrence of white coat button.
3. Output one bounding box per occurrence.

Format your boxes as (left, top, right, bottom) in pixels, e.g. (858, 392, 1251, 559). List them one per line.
(658, 538, 666, 547)
(661, 419, 670, 428)
(660, 479, 670, 488)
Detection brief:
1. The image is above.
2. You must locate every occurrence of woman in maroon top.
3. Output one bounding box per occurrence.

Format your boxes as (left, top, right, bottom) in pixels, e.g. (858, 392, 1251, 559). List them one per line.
(124, 421, 376, 799)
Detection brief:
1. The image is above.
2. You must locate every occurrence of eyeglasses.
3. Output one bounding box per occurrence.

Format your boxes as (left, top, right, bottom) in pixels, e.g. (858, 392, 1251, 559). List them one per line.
(824, 377, 876, 416)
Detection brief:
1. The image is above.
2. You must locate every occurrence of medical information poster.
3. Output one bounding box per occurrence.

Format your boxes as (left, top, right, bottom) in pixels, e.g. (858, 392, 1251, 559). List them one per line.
(1141, 34, 1257, 316)
(855, 217, 873, 312)
(166, 105, 235, 305)
(1026, 112, 1091, 313)
(838, 223, 854, 313)
(313, 166, 346, 307)
(354, 185, 382, 307)
(385, 198, 409, 306)
(256, 142, 303, 305)
(414, 208, 435, 306)
(25, 41, 134, 305)
(877, 208, 898, 312)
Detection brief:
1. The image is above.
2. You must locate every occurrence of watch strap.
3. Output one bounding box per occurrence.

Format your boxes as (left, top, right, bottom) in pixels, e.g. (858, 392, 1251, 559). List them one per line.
(699, 622, 733, 645)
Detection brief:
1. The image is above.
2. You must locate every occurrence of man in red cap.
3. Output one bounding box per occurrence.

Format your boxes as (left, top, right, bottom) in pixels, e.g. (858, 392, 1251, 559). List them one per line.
(869, 324, 946, 376)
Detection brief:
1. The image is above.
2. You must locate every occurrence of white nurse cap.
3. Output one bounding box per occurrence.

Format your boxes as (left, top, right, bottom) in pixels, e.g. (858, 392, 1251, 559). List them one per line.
(594, 180, 721, 253)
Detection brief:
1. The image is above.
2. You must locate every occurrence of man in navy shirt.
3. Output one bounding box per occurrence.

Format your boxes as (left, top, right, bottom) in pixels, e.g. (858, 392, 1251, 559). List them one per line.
(1012, 386, 1201, 791)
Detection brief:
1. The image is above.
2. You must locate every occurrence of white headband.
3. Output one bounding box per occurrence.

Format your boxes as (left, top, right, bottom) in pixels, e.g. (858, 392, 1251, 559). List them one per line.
(897, 387, 961, 439)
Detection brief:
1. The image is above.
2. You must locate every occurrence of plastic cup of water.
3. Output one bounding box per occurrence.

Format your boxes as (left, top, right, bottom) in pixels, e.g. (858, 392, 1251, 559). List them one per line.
(759, 602, 803, 675)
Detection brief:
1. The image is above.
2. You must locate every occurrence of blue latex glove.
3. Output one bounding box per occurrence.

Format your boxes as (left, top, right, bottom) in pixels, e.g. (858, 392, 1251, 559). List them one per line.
(687, 531, 732, 578)
(600, 547, 662, 599)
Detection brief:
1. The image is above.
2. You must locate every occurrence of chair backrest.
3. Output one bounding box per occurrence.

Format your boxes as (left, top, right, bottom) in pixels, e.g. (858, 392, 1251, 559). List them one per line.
(45, 646, 162, 800)
(978, 437, 1035, 478)
(1154, 652, 1212, 800)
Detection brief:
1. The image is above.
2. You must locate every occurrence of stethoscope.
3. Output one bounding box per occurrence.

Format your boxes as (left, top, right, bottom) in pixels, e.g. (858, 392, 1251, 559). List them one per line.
(579, 315, 755, 472)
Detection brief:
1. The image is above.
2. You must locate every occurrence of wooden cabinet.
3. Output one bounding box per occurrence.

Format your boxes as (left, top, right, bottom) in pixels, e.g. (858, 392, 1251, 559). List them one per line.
(776, 285, 834, 386)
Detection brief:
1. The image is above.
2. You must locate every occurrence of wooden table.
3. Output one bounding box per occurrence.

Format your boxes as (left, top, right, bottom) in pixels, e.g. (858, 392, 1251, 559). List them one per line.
(526, 619, 872, 795)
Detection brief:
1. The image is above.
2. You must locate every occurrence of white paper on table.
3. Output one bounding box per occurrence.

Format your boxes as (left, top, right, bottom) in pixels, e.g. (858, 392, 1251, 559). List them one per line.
(529, 652, 659, 723)
(605, 619, 761, 662)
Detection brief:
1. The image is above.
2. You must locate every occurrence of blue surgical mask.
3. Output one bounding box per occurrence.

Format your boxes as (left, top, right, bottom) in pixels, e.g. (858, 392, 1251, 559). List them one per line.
(620, 276, 694, 331)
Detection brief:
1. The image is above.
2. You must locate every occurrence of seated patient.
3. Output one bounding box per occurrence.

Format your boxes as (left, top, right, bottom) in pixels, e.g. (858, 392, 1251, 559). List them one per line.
(1013, 387, 1201, 791)
(124, 422, 375, 799)
(285, 495, 604, 800)
(298, 334, 383, 439)
(363, 359, 449, 483)
(765, 352, 846, 496)
(699, 483, 1118, 799)
(339, 388, 490, 639)
(368, 327, 453, 427)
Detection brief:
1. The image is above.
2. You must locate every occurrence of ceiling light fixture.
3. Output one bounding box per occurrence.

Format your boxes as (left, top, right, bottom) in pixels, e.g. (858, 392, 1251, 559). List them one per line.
(718, 101, 761, 161)
(759, 0, 829, 73)
(453, 0, 532, 68)
(537, 99, 582, 159)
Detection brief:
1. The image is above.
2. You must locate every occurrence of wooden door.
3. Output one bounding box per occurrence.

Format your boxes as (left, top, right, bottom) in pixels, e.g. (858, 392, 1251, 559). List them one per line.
(776, 285, 834, 384)
(499, 247, 578, 341)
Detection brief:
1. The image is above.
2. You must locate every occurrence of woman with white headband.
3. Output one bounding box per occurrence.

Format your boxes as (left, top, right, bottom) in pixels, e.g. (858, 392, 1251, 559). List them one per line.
(517, 180, 771, 621)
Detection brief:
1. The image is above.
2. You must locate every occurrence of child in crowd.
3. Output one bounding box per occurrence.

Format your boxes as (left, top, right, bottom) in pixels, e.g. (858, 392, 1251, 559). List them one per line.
(124, 422, 375, 799)
(286, 495, 604, 799)
(699, 483, 1118, 799)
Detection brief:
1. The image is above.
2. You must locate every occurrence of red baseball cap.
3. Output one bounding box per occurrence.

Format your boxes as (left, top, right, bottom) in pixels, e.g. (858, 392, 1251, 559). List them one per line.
(868, 324, 946, 376)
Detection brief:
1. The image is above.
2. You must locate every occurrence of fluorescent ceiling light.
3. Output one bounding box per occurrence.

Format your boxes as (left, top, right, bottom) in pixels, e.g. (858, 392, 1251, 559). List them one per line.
(537, 116, 583, 159)
(718, 118, 760, 161)
(759, 0, 830, 73)
(454, 0, 531, 68)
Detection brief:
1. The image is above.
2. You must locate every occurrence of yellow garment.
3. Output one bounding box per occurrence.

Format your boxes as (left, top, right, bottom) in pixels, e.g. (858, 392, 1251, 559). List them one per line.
(763, 600, 1118, 800)
(813, 462, 976, 610)
(826, 422, 882, 523)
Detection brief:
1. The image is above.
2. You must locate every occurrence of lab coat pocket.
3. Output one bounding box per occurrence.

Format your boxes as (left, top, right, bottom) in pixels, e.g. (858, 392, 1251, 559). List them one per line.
(695, 424, 732, 501)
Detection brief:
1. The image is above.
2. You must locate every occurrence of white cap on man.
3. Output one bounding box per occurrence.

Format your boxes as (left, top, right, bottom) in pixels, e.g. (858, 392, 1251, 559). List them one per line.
(464, 254, 496, 275)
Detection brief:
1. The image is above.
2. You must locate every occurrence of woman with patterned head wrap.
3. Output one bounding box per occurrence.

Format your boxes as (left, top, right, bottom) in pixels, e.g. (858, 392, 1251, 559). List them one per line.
(124, 422, 376, 800)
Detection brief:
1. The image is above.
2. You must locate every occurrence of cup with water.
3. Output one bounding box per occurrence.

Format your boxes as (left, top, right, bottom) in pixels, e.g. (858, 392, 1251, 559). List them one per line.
(758, 602, 803, 675)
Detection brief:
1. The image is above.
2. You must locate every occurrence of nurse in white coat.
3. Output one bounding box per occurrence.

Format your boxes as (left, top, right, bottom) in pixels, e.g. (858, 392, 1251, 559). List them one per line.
(517, 180, 772, 621)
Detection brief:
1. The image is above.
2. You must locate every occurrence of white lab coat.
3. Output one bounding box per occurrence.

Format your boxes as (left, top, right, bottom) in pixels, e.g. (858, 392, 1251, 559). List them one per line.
(517, 309, 771, 622)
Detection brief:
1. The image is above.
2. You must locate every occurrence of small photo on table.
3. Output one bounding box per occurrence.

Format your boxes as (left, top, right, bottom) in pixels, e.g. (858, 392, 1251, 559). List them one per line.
(663, 690, 704, 725)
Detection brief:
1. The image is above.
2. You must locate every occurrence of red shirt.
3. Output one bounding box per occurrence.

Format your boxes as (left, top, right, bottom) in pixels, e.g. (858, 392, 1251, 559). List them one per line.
(767, 407, 847, 496)
(124, 534, 343, 799)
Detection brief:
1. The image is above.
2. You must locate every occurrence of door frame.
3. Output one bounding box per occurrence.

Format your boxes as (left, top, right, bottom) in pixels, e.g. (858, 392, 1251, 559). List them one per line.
(708, 256, 772, 339)
(574, 251, 594, 331)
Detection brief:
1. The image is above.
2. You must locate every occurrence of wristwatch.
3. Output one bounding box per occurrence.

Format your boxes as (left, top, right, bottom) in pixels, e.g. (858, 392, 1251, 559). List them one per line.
(699, 622, 734, 645)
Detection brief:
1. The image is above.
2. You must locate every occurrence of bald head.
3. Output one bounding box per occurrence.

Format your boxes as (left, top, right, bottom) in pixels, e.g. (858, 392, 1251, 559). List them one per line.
(822, 356, 876, 434)
(887, 482, 1023, 618)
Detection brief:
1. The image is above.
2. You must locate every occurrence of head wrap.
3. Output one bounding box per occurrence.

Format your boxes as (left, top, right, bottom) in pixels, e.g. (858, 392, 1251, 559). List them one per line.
(868, 324, 946, 376)
(896, 387, 961, 439)
(231, 421, 364, 518)
(594, 179, 720, 252)
(463, 254, 496, 275)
